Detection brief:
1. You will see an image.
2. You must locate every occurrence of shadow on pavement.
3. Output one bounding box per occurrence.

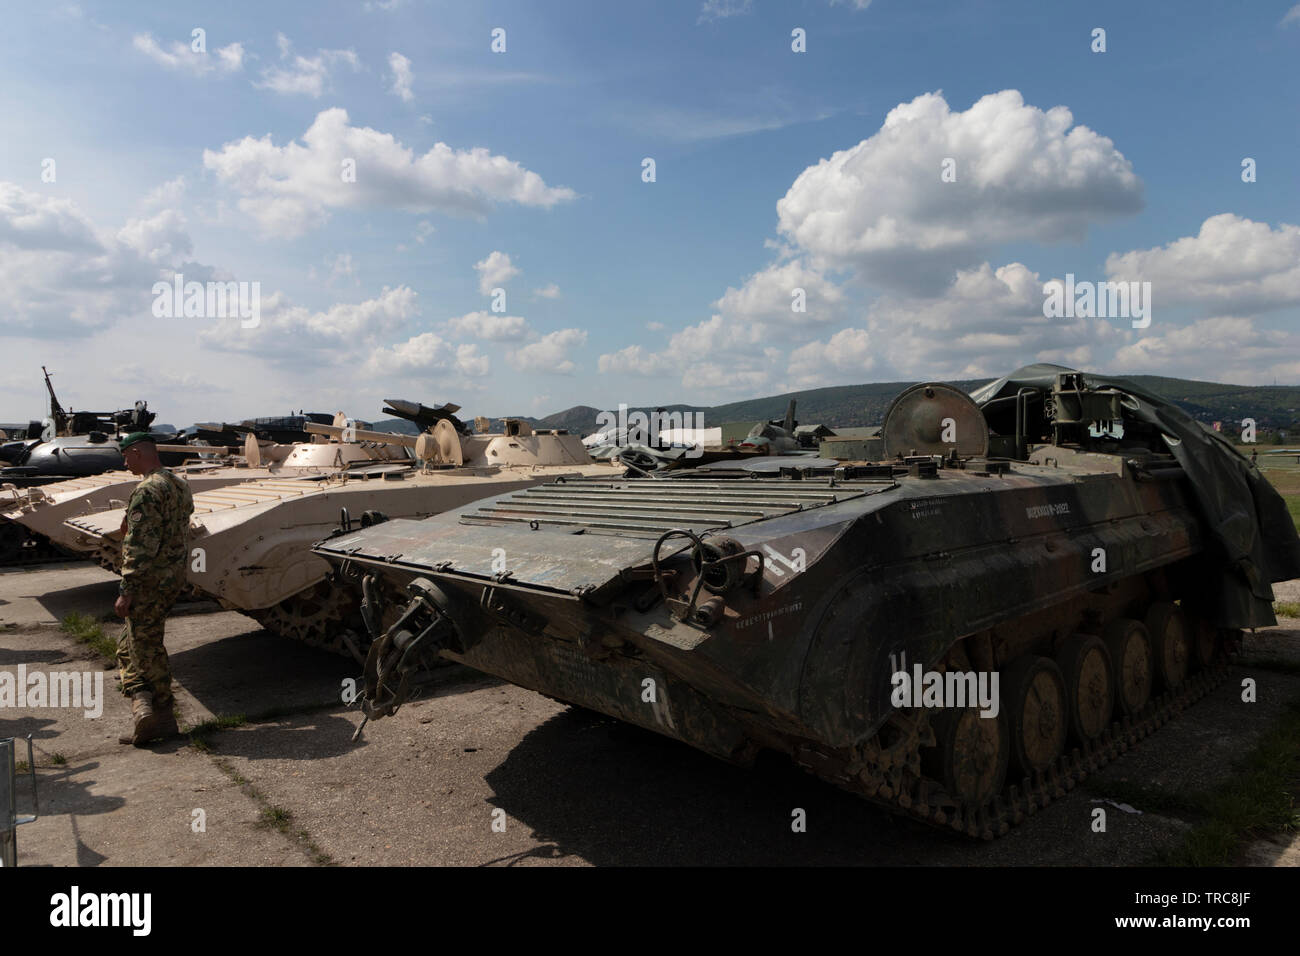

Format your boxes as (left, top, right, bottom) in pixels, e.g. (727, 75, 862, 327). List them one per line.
(0, 647, 70, 666)
(192, 710, 363, 762)
(480, 707, 952, 866)
(30, 578, 120, 622)
(170, 628, 358, 719)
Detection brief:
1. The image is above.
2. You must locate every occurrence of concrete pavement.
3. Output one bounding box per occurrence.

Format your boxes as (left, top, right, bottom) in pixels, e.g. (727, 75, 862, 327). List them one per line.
(3, 561, 1299, 866)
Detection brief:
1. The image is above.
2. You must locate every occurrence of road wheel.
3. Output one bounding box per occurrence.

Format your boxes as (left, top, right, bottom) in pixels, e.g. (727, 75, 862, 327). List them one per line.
(1146, 601, 1189, 690)
(926, 706, 1009, 807)
(1104, 618, 1152, 717)
(1001, 656, 1067, 779)
(1187, 616, 1219, 672)
(1056, 634, 1114, 745)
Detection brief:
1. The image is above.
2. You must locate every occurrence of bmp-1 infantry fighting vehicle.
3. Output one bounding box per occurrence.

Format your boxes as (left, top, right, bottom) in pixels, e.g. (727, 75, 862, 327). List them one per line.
(67, 402, 619, 659)
(0, 414, 385, 566)
(0, 368, 268, 563)
(3, 461, 256, 565)
(314, 366, 1300, 838)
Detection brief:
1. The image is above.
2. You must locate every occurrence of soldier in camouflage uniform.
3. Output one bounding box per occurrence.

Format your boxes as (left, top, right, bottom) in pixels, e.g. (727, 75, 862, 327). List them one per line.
(113, 432, 194, 746)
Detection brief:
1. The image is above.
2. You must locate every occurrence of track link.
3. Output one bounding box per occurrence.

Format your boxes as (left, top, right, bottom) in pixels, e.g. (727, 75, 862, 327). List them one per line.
(797, 659, 1231, 841)
(246, 581, 369, 664)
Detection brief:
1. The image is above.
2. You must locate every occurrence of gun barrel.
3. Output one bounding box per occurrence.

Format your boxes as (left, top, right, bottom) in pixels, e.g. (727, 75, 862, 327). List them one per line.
(153, 444, 237, 455)
(303, 422, 418, 448)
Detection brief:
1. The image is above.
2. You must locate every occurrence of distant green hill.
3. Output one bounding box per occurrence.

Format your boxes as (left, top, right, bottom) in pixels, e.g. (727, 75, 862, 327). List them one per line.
(367, 419, 421, 436)
(704, 381, 982, 429)
(370, 373, 1300, 437)
(1118, 376, 1300, 426)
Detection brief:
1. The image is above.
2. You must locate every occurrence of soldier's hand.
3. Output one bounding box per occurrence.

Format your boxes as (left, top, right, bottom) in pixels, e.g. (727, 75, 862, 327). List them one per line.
(114, 594, 132, 618)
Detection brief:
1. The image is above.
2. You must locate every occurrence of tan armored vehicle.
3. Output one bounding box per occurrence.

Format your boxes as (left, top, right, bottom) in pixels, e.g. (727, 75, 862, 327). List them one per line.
(4, 460, 256, 565)
(65, 402, 620, 659)
(3, 415, 408, 565)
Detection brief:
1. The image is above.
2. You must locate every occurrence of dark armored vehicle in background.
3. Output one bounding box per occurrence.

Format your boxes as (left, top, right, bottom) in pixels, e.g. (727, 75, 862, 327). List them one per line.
(185, 412, 339, 447)
(314, 366, 1300, 838)
(0, 366, 179, 487)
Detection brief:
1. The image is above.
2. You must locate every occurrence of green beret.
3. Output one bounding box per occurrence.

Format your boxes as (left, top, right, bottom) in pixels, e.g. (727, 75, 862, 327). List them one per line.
(118, 432, 155, 452)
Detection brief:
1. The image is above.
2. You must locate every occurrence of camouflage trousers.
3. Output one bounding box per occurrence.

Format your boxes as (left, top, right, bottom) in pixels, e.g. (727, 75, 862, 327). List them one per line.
(116, 583, 183, 711)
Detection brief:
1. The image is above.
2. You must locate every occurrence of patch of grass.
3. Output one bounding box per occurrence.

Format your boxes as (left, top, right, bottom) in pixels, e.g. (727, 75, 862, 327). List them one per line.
(175, 706, 340, 866)
(1160, 701, 1300, 866)
(60, 612, 117, 661)
(181, 701, 342, 752)
(50, 752, 67, 766)
(1273, 601, 1300, 619)
(258, 805, 293, 830)
(186, 713, 248, 735)
(14, 760, 28, 774)
(211, 757, 335, 866)
(184, 713, 247, 752)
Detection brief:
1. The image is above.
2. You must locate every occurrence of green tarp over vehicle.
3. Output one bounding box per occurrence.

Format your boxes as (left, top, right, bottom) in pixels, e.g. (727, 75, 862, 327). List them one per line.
(971, 364, 1300, 629)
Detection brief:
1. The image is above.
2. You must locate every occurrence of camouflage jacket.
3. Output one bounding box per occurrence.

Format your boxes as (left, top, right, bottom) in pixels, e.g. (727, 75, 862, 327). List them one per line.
(120, 467, 194, 597)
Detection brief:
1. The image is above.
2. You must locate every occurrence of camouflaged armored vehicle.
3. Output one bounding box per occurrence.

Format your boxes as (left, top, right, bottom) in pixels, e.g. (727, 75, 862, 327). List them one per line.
(314, 366, 1300, 838)
(67, 402, 619, 659)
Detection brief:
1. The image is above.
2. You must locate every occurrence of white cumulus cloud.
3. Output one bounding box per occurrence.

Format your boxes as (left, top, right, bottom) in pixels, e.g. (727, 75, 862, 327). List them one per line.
(217, 42, 245, 71)
(776, 89, 1143, 292)
(388, 52, 414, 102)
(199, 285, 418, 354)
(584, 89, 1156, 397)
(507, 328, 587, 374)
(786, 328, 875, 389)
(862, 261, 1123, 380)
(141, 176, 187, 210)
(594, 258, 846, 391)
(203, 109, 576, 238)
(133, 34, 245, 75)
(1111, 316, 1300, 384)
(698, 0, 753, 23)
(116, 208, 194, 264)
(443, 310, 532, 341)
(0, 182, 206, 336)
(474, 250, 520, 295)
(597, 344, 677, 377)
(1105, 214, 1300, 316)
(713, 258, 846, 325)
(256, 34, 360, 97)
(364, 332, 489, 377)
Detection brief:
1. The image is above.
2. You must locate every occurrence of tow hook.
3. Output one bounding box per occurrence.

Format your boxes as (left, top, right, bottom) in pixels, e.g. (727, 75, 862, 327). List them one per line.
(352, 577, 459, 741)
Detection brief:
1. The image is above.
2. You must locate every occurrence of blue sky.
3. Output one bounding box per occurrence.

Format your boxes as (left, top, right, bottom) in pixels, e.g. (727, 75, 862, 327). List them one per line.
(1, 0, 1298, 427)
